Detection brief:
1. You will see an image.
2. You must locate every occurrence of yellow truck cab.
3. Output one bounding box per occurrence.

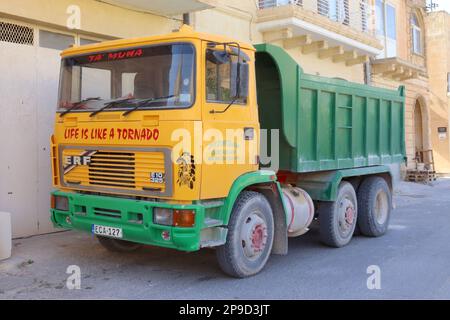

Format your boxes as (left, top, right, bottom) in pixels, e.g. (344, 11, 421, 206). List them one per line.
(51, 25, 405, 277)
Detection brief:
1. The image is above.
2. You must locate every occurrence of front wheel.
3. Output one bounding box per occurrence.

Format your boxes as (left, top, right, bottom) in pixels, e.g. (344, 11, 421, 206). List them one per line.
(216, 191, 274, 278)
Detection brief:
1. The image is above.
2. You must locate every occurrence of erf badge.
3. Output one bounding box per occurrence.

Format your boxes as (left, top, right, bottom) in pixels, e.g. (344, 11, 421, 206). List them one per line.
(63, 150, 97, 175)
(176, 152, 196, 190)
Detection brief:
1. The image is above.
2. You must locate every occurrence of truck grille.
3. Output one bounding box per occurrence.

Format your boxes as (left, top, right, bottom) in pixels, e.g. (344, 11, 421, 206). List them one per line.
(60, 147, 172, 197)
(89, 152, 136, 189)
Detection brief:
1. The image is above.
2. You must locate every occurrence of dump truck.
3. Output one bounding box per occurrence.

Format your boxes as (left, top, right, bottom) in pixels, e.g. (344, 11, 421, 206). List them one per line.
(50, 26, 405, 278)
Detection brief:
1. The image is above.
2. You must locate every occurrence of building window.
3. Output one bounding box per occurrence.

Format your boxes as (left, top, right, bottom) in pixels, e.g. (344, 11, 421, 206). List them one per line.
(39, 30, 74, 50)
(80, 38, 100, 46)
(360, 0, 369, 32)
(318, 0, 349, 25)
(258, 0, 302, 9)
(447, 73, 450, 96)
(375, 0, 397, 58)
(318, 0, 329, 16)
(411, 13, 422, 55)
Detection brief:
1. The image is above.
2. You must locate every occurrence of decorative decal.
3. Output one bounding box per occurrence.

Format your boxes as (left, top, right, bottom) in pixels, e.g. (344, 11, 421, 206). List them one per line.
(88, 49, 144, 63)
(63, 128, 159, 141)
(176, 151, 196, 190)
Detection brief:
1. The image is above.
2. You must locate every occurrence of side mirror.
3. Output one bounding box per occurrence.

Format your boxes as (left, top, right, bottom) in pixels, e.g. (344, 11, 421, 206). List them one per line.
(207, 50, 230, 65)
(231, 62, 249, 100)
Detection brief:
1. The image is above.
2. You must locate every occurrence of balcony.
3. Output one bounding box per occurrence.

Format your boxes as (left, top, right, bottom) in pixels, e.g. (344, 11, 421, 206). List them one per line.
(100, 0, 217, 16)
(371, 57, 425, 81)
(256, 0, 383, 65)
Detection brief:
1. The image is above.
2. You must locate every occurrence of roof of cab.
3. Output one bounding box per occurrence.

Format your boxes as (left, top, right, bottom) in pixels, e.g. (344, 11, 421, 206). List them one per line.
(61, 25, 255, 58)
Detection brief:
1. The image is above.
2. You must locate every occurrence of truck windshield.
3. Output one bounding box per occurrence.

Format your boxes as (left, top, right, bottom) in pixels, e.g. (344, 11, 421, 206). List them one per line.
(58, 43, 195, 112)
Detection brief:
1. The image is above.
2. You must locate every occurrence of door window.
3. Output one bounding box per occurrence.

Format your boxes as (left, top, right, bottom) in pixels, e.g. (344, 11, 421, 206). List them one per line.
(205, 49, 247, 104)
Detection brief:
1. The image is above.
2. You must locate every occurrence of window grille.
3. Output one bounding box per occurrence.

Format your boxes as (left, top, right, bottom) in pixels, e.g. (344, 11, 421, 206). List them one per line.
(0, 21, 34, 46)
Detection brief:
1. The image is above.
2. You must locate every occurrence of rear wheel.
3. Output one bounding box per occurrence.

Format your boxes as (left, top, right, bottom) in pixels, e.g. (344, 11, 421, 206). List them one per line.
(216, 191, 274, 278)
(97, 236, 142, 252)
(357, 177, 392, 237)
(319, 182, 358, 248)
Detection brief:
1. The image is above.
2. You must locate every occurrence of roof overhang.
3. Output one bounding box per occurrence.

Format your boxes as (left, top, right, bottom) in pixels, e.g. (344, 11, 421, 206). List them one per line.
(99, 0, 217, 16)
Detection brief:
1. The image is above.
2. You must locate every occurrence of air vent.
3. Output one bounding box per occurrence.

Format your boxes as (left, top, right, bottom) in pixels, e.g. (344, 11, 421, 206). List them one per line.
(88, 152, 136, 189)
(0, 21, 34, 46)
(94, 208, 122, 219)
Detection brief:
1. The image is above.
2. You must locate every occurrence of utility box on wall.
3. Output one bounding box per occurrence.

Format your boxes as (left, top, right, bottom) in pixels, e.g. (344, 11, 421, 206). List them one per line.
(0, 212, 12, 260)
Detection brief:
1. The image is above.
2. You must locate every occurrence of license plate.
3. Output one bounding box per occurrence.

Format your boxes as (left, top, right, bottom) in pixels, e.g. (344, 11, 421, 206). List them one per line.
(92, 225, 123, 239)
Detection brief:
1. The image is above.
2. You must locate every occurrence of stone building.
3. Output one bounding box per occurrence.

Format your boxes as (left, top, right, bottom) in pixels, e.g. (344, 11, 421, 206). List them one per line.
(426, 10, 450, 175)
(369, 0, 431, 174)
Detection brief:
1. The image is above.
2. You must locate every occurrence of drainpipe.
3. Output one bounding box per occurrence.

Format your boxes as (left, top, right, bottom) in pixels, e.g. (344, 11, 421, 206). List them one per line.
(364, 60, 372, 85)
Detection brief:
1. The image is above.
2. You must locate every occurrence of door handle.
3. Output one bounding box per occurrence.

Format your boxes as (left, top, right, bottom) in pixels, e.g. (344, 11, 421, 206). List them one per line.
(244, 127, 254, 140)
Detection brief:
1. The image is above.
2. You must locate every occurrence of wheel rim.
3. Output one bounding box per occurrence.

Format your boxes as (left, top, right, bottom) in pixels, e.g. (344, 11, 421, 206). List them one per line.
(338, 197, 356, 237)
(240, 212, 268, 260)
(374, 191, 389, 225)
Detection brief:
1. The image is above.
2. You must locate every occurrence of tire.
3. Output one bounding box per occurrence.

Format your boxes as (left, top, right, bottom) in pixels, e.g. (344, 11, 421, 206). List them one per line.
(353, 223, 362, 236)
(357, 176, 392, 237)
(97, 236, 142, 252)
(319, 182, 358, 248)
(216, 191, 274, 278)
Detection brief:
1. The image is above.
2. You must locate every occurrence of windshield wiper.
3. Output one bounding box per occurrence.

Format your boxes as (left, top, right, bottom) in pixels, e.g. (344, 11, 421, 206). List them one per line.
(89, 97, 136, 117)
(59, 97, 101, 117)
(122, 95, 176, 117)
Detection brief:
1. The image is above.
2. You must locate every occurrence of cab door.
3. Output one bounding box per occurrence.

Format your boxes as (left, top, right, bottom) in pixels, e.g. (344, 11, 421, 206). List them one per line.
(200, 41, 259, 200)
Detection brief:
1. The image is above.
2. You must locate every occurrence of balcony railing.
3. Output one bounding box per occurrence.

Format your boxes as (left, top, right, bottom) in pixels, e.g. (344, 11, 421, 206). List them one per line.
(257, 0, 373, 35)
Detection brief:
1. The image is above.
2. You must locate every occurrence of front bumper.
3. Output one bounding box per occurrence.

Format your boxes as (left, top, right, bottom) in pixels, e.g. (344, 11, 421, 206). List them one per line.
(50, 191, 210, 252)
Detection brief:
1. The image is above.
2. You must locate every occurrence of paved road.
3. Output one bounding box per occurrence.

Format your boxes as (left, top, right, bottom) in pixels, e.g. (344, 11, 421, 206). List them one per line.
(1, 180, 450, 299)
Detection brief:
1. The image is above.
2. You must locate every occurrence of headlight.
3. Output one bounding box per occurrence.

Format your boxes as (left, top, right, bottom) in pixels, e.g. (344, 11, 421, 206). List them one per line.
(153, 208, 195, 227)
(153, 208, 173, 226)
(51, 195, 69, 211)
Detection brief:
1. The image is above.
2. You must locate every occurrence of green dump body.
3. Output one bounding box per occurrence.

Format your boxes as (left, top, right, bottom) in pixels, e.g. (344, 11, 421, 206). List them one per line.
(255, 44, 406, 173)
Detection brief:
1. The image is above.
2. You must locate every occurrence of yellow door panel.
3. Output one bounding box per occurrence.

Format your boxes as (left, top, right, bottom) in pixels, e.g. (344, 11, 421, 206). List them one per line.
(199, 41, 259, 199)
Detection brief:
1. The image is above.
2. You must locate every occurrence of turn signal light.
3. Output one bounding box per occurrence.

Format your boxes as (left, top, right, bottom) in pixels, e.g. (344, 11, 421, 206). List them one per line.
(51, 195, 69, 211)
(173, 210, 195, 227)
